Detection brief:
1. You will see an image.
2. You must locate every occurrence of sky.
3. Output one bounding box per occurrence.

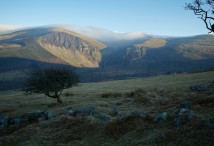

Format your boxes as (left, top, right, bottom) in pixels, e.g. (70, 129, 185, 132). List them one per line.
(0, 0, 209, 36)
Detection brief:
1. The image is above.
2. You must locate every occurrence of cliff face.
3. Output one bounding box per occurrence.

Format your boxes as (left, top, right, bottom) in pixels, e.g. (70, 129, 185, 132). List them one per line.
(124, 46, 147, 61)
(123, 39, 167, 61)
(38, 31, 105, 67)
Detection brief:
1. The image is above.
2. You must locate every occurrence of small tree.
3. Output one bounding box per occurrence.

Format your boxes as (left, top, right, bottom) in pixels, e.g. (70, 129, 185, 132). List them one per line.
(23, 68, 79, 103)
(185, 0, 214, 33)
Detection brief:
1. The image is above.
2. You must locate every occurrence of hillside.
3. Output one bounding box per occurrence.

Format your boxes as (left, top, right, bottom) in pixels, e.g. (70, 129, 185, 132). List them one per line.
(102, 35, 214, 74)
(0, 27, 106, 69)
(0, 71, 213, 145)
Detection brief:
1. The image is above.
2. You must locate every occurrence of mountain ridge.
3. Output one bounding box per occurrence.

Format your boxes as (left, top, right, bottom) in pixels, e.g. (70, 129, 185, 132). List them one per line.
(0, 27, 107, 68)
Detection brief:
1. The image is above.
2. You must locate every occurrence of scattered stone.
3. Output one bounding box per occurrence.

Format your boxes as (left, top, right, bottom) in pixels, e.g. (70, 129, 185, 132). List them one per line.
(111, 106, 119, 116)
(0, 115, 9, 129)
(153, 112, 168, 123)
(66, 106, 95, 117)
(66, 107, 77, 116)
(190, 80, 214, 92)
(77, 106, 95, 116)
(26, 110, 49, 122)
(190, 84, 208, 92)
(174, 118, 181, 127)
(8, 116, 28, 125)
(179, 108, 189, 116)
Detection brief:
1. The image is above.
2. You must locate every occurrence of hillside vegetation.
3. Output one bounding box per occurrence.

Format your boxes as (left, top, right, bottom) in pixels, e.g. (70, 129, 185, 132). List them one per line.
(0, 71, 213, 145)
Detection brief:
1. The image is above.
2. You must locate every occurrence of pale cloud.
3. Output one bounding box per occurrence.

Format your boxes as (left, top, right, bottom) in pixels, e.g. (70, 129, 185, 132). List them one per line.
(0, 24, 25, 34)
(66, 25, 149, 41)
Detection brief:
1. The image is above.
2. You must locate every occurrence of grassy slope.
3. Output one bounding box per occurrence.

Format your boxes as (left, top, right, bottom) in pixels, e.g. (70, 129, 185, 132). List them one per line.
(0, 71, 213, 145)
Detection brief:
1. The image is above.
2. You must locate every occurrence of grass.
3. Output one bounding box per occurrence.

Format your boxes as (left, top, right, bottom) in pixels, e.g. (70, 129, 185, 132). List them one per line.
(0, 71, 214, 145)
(100, 92, 122, 98)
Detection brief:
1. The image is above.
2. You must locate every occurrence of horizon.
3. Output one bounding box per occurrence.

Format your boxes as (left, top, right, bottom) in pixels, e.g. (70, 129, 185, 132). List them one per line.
(0, 0, 209, 36)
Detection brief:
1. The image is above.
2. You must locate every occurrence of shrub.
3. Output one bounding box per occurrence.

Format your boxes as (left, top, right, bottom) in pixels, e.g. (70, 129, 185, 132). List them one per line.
(23, 68, 79, 103)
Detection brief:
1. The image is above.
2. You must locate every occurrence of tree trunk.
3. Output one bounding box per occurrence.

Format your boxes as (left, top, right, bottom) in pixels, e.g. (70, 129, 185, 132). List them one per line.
(57, 96, 62, 103)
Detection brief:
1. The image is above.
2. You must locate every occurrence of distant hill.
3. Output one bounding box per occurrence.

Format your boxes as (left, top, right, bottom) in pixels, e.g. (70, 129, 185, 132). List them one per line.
(0, 27, 106, 70)
(101, 35, 214, 75)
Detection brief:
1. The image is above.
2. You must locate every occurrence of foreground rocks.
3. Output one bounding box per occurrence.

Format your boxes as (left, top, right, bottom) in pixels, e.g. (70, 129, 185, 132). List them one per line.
(1, 100, 213, 132)
(0, 110, 54, 130)
(190, 80, 214, 92)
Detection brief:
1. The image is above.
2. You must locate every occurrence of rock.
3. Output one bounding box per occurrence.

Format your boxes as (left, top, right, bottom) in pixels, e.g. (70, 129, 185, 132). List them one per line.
(66, 106, 95, 117)
(66, 107, 77, 116)
(180, 100, 192, 109)
(0, 115, 9, 129)
(178, 108, 194, 121)
(94, 113, 111, 122)
(179, 108, 189, 116)
(26, 110, 49, 122)
(174, 118, 181, 127)
(77, 106, 95, 116)
(190, 84, 208, 92)
(8, 116, 28, 125)
(153, 112, 168, 123)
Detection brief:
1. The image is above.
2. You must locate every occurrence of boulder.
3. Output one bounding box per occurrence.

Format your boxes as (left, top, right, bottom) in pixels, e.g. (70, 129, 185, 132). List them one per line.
(190, 84, 208, 92)
(66, 106, 95, 117)
(178, 108, 194, 120)
(66, 107, 77, 116)
(8, 116, 28, 125)
(153, 112, 168, 123)
(26, 110, 49, 122)
(0, 115, 9, 129)
(77, 106, 95, 116)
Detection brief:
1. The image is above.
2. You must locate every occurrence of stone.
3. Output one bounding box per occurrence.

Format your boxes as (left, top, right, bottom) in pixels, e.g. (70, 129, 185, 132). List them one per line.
(94, 113, 111, 122)
(179, 108, 194, 121)
(112, 106, 118, 116)
(66, 106, 95, 116)
(174, 118, 181, 127)
(0, 115, 9, 129)
(8, 116, 28, 125)
(65, 107, 77, 116)
(77, 106, 95, 116)
(190, 84, 207, 92)
(179, 108, 189, 116)
(26, 110, 49, 122)
(153, 112, 168, 122)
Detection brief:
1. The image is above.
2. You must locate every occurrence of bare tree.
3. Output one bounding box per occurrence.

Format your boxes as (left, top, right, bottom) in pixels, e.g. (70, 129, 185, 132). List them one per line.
(185, 0, 214, 33)
(23, 68, 79, 103)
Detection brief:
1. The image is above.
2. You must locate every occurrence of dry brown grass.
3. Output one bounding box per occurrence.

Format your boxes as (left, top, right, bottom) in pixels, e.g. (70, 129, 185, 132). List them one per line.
(41, 117, 96, 143)
(105, 115, 147, 139)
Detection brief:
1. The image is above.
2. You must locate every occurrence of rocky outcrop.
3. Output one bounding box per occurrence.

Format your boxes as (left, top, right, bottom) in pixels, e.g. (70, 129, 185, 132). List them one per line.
(38, 31, 106, 67)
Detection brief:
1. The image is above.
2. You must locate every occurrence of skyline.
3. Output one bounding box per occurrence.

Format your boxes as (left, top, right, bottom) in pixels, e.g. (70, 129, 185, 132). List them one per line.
(0, 0, 209, 36)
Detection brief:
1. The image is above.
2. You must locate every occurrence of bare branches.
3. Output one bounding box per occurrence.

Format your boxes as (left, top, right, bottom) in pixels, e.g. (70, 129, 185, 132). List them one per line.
(185, 0, 214, 33)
